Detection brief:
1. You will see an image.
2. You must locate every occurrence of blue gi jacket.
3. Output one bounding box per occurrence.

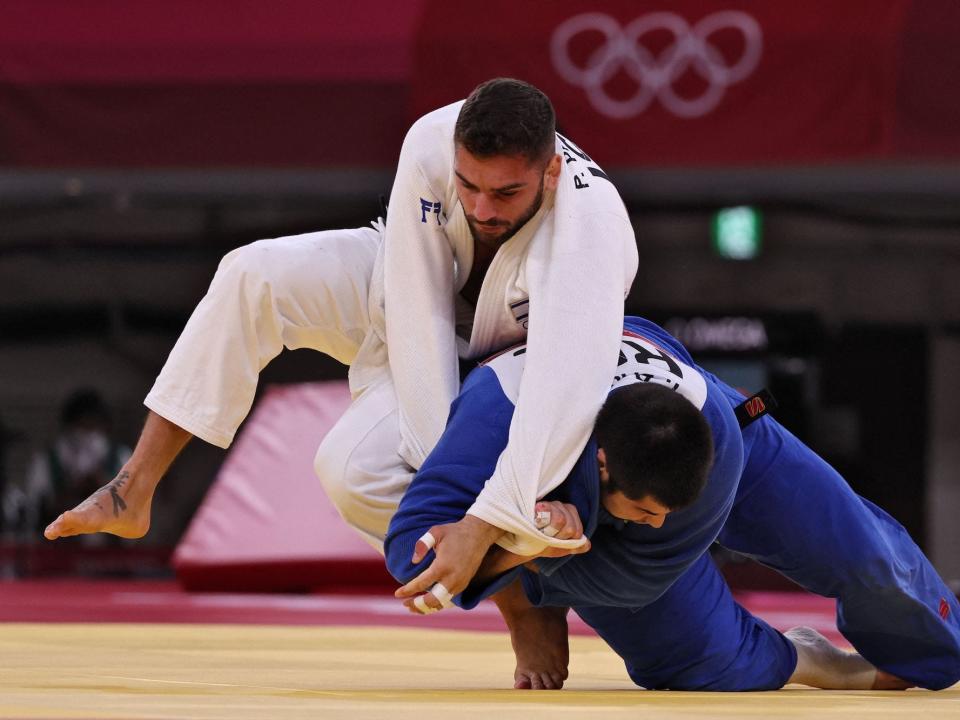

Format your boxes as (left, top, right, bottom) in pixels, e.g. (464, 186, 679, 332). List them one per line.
(385, 317, 744, 610)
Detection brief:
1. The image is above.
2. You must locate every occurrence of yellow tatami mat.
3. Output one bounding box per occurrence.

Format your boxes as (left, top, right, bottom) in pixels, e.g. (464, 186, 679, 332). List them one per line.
(3, 623, 958, 720)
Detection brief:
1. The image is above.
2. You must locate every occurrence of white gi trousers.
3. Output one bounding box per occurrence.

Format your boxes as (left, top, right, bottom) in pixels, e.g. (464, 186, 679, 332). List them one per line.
(145, 227, 409, 551)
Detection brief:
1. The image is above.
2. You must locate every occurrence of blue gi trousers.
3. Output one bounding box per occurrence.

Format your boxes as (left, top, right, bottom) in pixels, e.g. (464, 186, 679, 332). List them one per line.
(714, 381, 960, 690)
(573, 553, 797, 690)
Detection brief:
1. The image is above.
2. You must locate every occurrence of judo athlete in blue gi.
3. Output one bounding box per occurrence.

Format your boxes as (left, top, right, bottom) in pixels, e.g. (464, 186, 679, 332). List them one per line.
(386, 317, 960, 691)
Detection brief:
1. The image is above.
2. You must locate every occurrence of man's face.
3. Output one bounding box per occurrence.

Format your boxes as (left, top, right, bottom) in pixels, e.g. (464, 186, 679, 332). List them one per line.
(454, 145, 560, 252)
(597, 448, 671, 528)
(601, 488, 671, 528)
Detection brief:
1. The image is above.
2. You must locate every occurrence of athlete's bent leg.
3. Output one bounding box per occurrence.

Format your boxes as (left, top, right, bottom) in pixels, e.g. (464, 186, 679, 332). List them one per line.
(146, 227, 381, 448)
(717, 395, 960, 690)
(46, 227, 382, 543)
(314, 377, 411, 552)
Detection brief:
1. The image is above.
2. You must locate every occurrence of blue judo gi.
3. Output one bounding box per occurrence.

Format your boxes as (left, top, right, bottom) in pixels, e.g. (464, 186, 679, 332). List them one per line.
(385, 317, 960, 691)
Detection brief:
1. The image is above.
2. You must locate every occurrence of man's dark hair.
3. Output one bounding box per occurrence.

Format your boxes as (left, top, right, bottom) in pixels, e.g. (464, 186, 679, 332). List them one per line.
(454, 78, 556, 165)
(594, 383, 714, 511)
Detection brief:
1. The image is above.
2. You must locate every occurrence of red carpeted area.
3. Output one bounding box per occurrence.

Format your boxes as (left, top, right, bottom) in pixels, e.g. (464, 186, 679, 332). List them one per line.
(0, 579, 844, 643)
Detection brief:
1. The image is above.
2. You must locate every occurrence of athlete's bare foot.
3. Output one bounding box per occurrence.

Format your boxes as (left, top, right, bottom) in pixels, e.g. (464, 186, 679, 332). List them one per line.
(509, 605, 570, 690)
(44, 470, 153, 540)
(786, 626, 881, 690)
(785, 626, 918, 690)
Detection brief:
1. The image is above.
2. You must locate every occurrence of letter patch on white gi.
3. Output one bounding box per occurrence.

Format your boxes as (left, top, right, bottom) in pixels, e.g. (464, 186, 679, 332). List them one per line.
(420, 198, 442, 224)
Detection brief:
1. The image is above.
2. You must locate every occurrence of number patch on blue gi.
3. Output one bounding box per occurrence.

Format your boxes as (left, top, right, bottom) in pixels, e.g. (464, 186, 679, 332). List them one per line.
(611, 331, 708, 409)
(482, 330, 707, 410)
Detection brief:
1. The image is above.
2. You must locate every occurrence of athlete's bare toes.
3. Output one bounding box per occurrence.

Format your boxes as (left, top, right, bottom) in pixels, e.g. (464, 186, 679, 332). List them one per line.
(44, 513, 74, 540)
(44, 507, 102, 540)
(45, 498, 115, 539)
(510, 606, 569, 690)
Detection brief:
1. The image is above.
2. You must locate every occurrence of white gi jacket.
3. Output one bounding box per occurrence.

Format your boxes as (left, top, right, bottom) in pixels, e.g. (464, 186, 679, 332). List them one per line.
(370, 101, 638, 555)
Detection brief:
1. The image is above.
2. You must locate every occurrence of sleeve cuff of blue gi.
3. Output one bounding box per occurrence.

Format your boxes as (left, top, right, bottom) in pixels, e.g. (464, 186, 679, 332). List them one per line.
(383, 530, 525, 610)
(383, 522, 429, 583)
(384, 520, 523, 610)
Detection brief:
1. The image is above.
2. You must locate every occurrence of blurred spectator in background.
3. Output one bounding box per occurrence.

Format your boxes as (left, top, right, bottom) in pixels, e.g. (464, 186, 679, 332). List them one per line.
(3, 389, 130, 543)
(0, 414, 23, 535)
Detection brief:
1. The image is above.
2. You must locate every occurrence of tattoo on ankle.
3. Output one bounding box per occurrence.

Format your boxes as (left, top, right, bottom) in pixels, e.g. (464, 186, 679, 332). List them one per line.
(108, 471, 129, 517)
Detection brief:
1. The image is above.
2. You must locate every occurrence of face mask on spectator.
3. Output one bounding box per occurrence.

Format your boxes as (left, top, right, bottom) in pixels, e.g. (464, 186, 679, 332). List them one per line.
(56, 429, 110, 481)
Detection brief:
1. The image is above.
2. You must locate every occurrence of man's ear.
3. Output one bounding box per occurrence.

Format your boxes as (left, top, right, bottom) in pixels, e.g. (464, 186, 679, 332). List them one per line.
(544, 153, 562, 191)
(596, 447, 609, 481)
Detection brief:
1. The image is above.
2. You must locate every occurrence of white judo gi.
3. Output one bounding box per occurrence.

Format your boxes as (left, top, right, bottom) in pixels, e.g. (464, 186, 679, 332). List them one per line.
(145, 100, 638, 553)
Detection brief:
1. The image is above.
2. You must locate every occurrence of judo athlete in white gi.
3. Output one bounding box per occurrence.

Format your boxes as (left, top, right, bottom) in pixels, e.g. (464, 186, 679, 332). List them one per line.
(42, 79, 637, 555)
(386, 317, 960, 691)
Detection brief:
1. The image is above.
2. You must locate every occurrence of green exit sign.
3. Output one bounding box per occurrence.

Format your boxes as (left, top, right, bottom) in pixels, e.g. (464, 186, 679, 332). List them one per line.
(712, 206, 762, 260)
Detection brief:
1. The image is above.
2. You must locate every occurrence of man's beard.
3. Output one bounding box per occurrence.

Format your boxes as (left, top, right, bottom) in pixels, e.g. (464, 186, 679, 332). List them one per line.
(467, 174, 545, 250)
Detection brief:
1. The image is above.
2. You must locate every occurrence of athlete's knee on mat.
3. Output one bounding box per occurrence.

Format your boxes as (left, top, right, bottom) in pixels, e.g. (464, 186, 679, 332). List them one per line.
(937, 653, 960, 689)
(625, 665, 787, 692)
(623, 623, 795, 691)
(906, 650, 960, 691)
(946, 655, 960, 689)
(930, 626, 960, 688)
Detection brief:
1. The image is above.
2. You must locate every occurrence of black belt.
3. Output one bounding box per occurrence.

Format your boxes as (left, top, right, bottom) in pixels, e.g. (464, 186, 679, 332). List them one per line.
(733, 388, 778, 429)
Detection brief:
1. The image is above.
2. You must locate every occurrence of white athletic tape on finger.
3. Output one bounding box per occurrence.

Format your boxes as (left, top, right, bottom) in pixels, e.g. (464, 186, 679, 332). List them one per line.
(431, 582, 453, 608)
(418, 531, 437, 551)
(413, 594, 439, 614)
(536, 509, 560, 536)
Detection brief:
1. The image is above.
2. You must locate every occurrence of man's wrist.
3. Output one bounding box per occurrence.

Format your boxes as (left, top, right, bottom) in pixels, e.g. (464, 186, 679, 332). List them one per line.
(475, 546, 527, 583)
(463, 512, 505, 544)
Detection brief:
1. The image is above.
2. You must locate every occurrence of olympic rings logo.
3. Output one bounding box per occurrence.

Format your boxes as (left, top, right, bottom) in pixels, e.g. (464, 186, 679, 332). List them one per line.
(551, 11, 763, 119)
